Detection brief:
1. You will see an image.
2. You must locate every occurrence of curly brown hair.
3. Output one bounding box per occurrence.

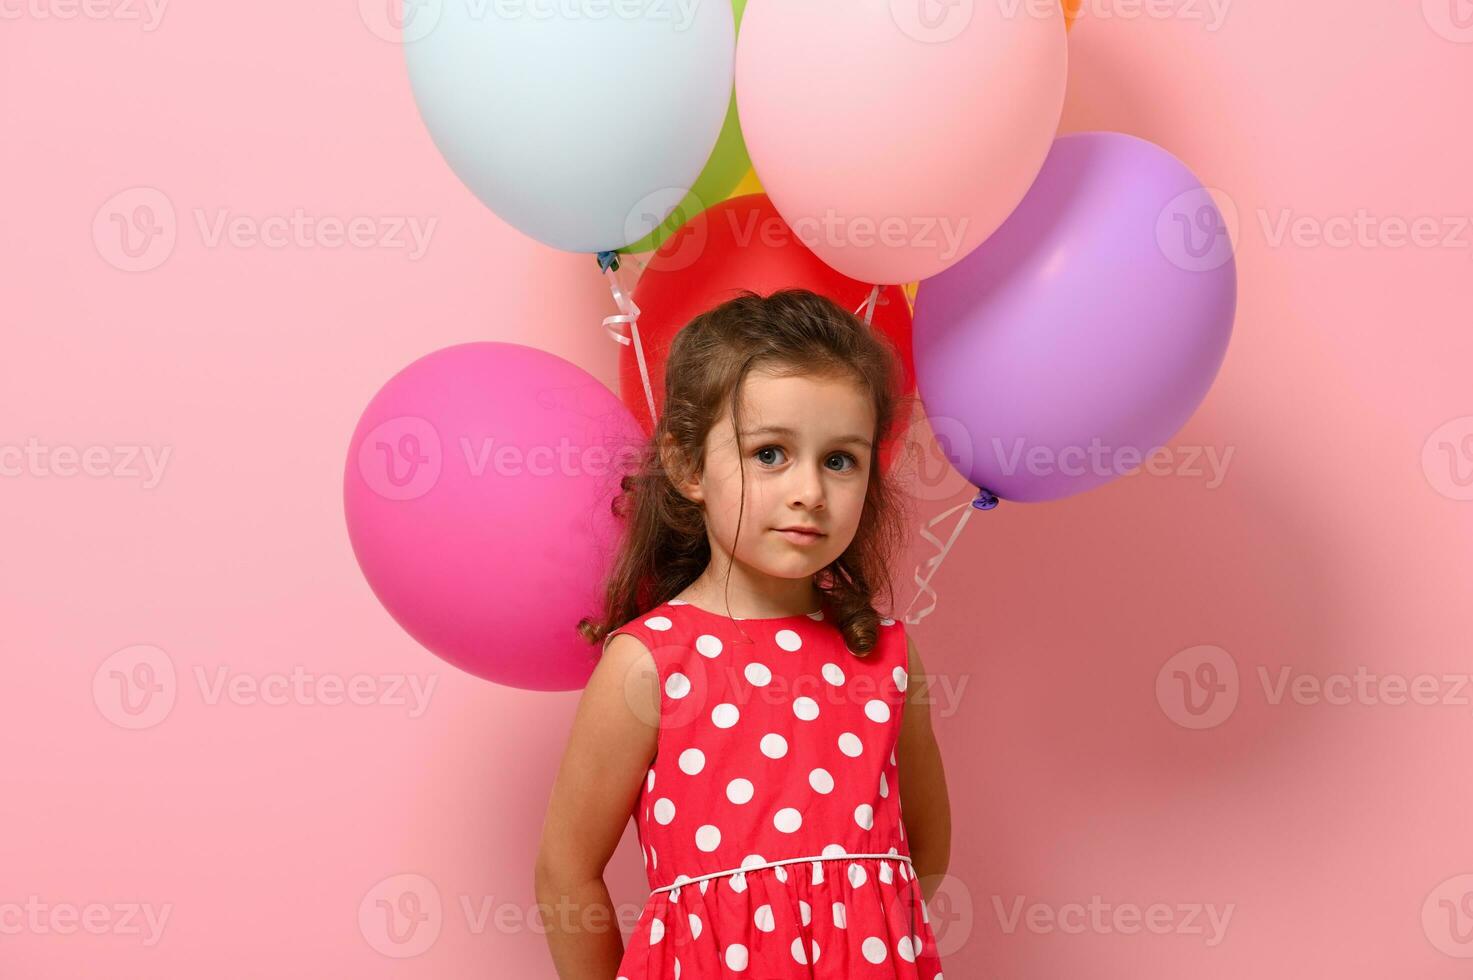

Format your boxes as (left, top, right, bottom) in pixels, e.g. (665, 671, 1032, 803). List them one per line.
(577, 287, 916, 657)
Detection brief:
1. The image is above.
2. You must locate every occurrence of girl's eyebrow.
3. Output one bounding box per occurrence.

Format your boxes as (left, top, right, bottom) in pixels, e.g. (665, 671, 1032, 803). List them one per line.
(741, 425, 873, 449)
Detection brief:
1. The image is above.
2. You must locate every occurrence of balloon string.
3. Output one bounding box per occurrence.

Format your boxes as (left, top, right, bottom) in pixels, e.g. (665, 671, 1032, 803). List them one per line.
(900, 487, 997, 626)
(600, 258, 658, 426)
(855, 284, 882, 326)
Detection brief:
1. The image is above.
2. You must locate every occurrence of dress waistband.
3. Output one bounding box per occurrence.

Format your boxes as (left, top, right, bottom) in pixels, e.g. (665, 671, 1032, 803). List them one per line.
(649, 852, 913, 895)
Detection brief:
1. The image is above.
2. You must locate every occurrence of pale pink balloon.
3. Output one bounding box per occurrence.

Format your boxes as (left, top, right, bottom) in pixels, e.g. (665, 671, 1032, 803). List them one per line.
(735, 0, 1069, 284)
(343, 343, 643, 691)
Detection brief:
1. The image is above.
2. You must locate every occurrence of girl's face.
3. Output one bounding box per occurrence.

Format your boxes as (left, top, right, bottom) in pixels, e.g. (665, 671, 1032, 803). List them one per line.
(680, 368, 876, 584)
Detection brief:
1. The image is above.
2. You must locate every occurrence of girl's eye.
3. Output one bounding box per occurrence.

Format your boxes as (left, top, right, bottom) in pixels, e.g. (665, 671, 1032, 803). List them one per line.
(754, 445, 787, 466)
(753, 446, 861, 471)
(826, 452, 859, 472)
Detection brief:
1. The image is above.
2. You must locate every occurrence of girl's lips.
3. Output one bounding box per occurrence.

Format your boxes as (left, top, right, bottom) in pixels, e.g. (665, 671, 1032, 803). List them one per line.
(774, 528, 825, 545)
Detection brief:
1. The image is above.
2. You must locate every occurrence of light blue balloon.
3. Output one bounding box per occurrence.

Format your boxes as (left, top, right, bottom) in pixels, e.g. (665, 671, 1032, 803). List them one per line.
(403, 0, 734, 254)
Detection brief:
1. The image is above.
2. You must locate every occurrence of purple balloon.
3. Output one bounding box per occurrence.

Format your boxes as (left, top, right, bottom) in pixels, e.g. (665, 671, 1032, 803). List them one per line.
(913, 132, 1236, 503)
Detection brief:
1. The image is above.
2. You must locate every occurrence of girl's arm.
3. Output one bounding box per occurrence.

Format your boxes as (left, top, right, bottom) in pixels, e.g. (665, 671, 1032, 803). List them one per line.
(897, 632, 952, 904)
(535, 633, 659, 980)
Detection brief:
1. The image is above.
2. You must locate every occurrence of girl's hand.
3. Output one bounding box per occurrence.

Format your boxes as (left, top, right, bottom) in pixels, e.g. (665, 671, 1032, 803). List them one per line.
(535, 633, 659, 979)
(897, 633, 952, 903)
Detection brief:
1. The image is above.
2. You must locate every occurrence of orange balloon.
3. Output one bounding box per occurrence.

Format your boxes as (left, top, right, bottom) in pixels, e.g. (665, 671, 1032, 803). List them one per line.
(729, 166, 764, 198)
(1064, 0, 1081, 28)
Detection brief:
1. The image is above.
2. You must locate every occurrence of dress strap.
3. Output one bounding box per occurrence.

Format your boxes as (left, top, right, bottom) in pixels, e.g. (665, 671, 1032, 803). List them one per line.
(650, 852, 913, 895)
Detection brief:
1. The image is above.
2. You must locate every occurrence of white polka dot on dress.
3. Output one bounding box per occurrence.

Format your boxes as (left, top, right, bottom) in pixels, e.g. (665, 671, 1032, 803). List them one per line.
(679, 748, 705, 775)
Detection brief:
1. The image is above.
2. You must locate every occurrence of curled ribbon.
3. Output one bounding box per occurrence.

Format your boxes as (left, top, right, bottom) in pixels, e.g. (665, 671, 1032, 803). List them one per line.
(598, 253, 658, 426)
(900, 487, 998, 626)
(853, 284, 884, 326)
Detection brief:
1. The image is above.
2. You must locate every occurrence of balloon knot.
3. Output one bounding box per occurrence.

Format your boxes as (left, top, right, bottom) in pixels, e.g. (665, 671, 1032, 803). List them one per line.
(971, 488, 1000, 510)
(596, 250, 620, 273)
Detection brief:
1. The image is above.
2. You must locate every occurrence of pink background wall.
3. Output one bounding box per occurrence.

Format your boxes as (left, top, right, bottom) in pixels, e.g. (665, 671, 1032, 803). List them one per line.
(3, 1, 1471, 976)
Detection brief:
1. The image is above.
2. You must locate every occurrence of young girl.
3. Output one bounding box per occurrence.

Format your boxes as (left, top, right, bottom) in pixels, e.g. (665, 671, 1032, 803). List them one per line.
(536, 288, 951, 979)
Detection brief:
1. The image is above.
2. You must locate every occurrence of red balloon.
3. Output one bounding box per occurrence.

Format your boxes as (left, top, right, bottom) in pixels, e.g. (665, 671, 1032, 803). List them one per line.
(618, 194, 916, 474)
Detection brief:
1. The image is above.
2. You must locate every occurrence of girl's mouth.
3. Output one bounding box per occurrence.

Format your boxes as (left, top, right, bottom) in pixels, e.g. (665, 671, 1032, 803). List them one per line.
(773, 528, 825, 545)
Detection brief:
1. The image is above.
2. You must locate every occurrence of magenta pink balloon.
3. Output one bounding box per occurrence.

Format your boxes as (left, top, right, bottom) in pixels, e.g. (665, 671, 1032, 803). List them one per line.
(735, 0, 1068, 285)
(343, 343, 642, 691)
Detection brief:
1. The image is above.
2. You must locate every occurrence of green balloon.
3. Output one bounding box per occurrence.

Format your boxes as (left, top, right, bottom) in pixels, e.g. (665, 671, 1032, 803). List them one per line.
(618, 0, 751, 256)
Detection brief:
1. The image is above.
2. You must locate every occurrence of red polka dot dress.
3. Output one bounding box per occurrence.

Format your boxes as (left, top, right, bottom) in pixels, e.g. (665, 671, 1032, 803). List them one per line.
(603, 598, 945, 979)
